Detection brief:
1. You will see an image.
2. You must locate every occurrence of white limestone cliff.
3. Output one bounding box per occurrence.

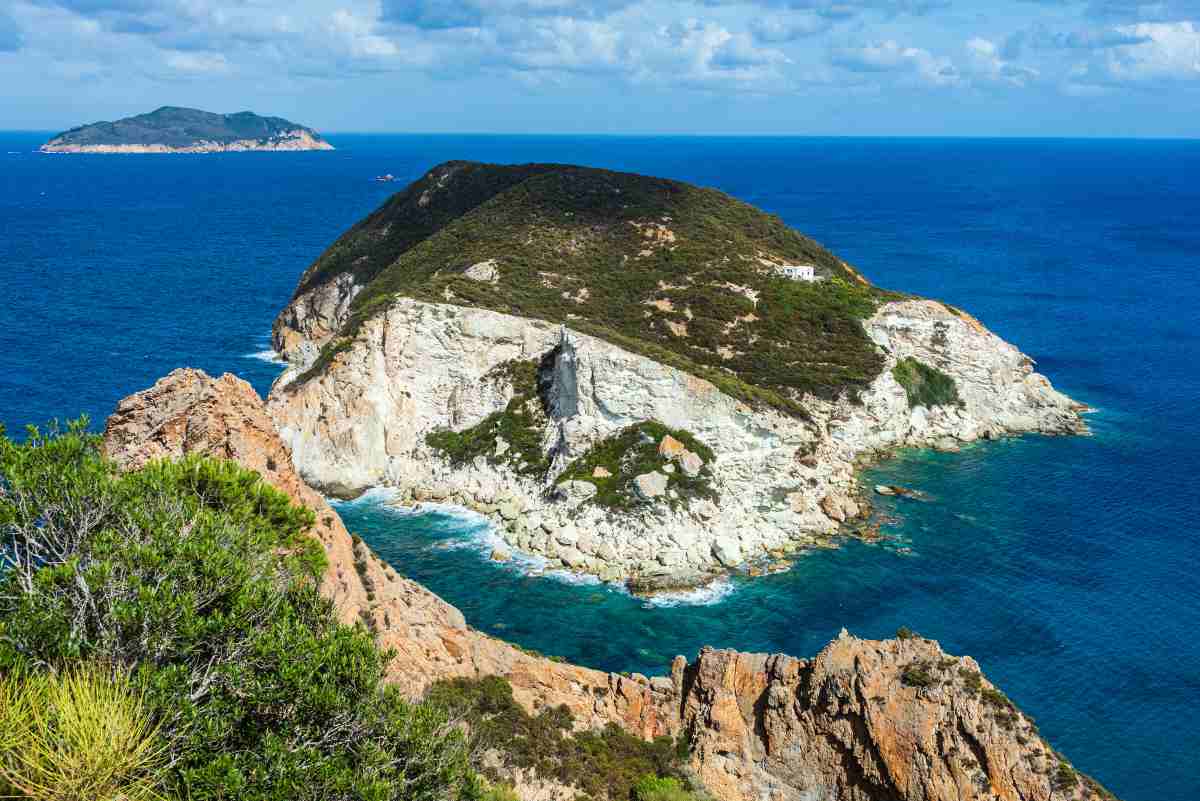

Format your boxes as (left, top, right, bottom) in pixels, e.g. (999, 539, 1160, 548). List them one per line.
(266, 296, 1086, 587)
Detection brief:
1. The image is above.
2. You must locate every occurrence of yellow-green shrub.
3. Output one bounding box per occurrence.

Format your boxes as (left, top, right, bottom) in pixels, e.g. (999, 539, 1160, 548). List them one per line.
(0, 665, 167, 801)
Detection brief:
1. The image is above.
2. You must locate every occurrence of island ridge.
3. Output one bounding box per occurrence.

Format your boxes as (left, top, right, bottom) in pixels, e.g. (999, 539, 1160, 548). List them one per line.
(40, 106, 334, 153)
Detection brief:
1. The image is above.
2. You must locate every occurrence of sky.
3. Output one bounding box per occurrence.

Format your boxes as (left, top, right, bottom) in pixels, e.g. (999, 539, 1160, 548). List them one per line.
(0, 0, 1197, 136)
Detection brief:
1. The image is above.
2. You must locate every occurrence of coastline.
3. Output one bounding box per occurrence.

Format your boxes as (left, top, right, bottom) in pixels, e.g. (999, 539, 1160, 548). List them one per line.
(341, 420, 1080, 596)
(269, 297, 1088, 590)
(39, 129, 334, 153)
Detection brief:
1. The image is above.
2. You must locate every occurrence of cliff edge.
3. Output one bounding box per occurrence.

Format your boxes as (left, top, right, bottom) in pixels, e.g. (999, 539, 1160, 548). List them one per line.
(102, 368, 1114, 801)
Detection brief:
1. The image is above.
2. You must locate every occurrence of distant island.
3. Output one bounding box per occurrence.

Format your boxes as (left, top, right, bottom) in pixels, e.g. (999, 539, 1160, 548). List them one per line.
(40, 106, 334, 153)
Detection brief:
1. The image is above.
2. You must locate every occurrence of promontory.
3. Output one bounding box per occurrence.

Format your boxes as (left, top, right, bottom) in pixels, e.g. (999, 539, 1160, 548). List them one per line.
(266, 160, 1088, 591)
(40, 106, 334, 153)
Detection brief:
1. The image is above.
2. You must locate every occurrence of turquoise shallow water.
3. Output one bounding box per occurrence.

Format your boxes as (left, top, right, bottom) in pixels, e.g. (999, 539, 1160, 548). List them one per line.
(3, 132, 1198, 800)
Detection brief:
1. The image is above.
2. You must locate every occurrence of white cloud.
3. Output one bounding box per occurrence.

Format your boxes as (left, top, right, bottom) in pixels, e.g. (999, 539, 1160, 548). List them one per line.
(965, 36, 1040, 85)
(830, 39, 960, 85)
(163, 49, 229, 74)
(12, 0, 1198, 107)
(1106, 20, 1200, 81)
(1066, 20, 1200, 86)
(749, 12, 830, 43)
(328, 9, 400, 59)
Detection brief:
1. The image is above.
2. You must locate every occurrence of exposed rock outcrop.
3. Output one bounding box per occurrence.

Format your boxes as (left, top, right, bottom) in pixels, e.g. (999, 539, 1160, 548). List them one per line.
(675, 635, 1112, 801)
(271, 272, 360, 369)
(102, 369, 1114, 801)
(266, 297, 1086, 586)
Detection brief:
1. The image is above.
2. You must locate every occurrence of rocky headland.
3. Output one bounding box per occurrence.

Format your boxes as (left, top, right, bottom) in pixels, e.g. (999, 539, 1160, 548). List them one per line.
(102, 368, 1115, 801)
(265, 161, 1087, 590)
(40, 106, 334, 153)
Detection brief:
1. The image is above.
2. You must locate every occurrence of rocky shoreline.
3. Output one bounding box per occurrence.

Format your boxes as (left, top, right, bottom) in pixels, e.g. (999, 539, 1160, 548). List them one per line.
(100, 367, 1116, 801)
(268, 296, 1087, 590)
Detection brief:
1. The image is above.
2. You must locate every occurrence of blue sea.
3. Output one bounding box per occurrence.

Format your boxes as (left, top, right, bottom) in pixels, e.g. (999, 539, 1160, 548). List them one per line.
(3, 132, 1197, 801)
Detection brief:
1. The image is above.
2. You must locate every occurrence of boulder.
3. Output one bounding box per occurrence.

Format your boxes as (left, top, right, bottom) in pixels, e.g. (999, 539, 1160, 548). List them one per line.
(658, 434, 687, 459)
(559, 546, 587, 569)
(634, 471, 669, 499)
(555, 524, 580, 546)
(678, 450, 704, 477)
(498, 497, 521, 520)
(820, 493, 860, 523)
(711, 537, 743, 566)
(464, 258, 499, 283)
(592, 465, 613, 478)
(554, 480, 598, 505)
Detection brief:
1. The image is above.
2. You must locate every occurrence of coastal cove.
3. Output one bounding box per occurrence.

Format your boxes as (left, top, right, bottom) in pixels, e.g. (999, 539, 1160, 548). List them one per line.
(2, 132, 1198, 801)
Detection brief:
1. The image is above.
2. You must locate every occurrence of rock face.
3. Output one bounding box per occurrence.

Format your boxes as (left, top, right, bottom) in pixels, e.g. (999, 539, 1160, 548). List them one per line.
(267, 296, 1086, 585)
(271, 272, 361, 370)
(675, 636, 1112, 801)
(102, 370, 1114, 801)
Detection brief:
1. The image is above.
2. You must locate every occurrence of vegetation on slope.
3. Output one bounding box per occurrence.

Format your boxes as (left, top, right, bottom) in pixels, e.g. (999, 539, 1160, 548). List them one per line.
(427, 676, 691, 801)
(425, 360, 552, 477)
(891, 357, 962, 408)
(0, 421, 480, 801)
(289, 162, 899, 411)
(557, 421, 717, 510)
(294, 162, 563, 296)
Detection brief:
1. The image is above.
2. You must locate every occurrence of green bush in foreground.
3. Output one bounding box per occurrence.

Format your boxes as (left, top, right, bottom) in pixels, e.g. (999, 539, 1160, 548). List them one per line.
(0, 421, 480, 801)
(891, 357, 961, 408)
(0, 665, 167, 801)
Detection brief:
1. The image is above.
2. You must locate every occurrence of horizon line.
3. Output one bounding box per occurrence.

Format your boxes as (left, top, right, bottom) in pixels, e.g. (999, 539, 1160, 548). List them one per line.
(3, 129, 1198, 142)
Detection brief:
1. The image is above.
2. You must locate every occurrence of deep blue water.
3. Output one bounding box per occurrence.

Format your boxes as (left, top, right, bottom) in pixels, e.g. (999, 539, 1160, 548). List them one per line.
(3, 132, 1198, 801)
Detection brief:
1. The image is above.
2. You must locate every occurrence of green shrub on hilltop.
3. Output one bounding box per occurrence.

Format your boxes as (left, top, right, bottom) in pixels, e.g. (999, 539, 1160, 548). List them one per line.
(0, 422, 480, 801)
(290, 163, 896, 411)
(891, 357, 961, 408)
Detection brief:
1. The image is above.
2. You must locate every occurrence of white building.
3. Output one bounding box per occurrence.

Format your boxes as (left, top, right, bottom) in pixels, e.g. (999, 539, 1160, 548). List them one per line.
(776, 264, 817, 282)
